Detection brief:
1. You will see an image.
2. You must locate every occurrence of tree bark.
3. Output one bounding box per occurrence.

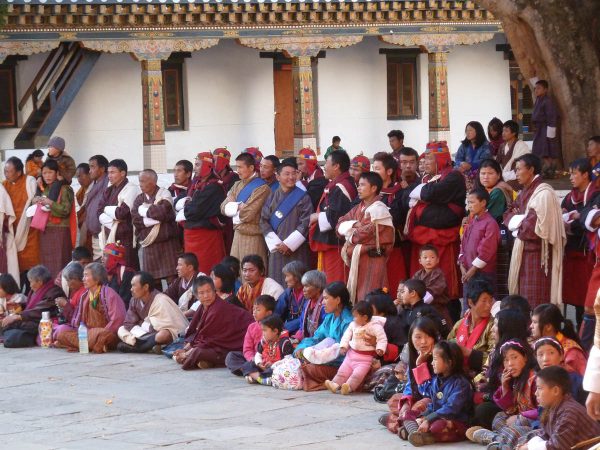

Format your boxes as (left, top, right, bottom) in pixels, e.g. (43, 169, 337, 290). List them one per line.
(476, 0, 600, 164)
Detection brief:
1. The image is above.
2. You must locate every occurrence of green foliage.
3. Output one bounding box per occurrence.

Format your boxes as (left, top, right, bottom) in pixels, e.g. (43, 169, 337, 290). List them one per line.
(0, 4, 8, 27)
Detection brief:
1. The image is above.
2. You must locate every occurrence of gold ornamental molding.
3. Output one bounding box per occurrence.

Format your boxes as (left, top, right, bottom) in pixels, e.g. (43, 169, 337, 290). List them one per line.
(81, 38, 219, 60)
(380, 32, 496, 52)
(0, 40, 61, 64)
(237, 35, 363, 58)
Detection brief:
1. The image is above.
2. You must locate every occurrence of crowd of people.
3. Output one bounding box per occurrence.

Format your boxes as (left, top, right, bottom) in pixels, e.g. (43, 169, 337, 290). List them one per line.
(0, 108, 600, 448)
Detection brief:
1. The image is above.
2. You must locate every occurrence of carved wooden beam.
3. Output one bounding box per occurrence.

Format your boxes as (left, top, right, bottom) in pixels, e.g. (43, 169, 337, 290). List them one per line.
(0, 40, 61, 63)
(81, 38, 219, 60)
(237, 35, 363, 57)
(380, 28, 495, 52)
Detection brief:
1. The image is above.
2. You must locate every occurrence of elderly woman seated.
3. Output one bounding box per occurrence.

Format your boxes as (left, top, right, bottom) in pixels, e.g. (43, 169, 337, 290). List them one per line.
(1, 265, 65, 348)
(53, 262, 87, 339)
(292, 269, 327, 342)
(174, 276, 253, 370)
(55, 262, 126, 353)
(274, 260, 308, 335)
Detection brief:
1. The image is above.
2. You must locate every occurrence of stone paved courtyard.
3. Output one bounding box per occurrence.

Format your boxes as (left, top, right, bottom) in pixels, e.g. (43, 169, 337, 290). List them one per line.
(0, 347, 480, 450)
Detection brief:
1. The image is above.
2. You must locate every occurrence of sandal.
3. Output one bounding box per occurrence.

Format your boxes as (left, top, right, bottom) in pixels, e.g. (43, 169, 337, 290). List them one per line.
(398, 426, 409, 440)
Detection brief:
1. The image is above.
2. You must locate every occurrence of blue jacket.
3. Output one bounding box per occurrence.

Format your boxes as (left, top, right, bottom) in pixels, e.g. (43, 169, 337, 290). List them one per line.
(295, 308, 353, 366)
(418, 373, 473, 423)
(454, 141, 491, 170)
(275, 288, 306, 335)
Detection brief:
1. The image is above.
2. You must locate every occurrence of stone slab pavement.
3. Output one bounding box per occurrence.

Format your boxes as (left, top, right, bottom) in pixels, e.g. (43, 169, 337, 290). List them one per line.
(1, 347, 480, 450)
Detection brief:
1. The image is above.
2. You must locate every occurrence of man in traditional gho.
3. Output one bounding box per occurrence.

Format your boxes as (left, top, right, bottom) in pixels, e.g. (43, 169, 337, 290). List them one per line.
(169, 159, 193, 202)
(503, 153, 565, 309)
(131, 170, 179, 286)
(85, 155, 110, 261)
(260, 155, 280, 193)
(164, 253, 199, 304)
(497, 120, 531, 189)
(260, 158, 313, 286)
(244, 147, 263, 174)
(337, 172, 394, 303)
(531, 79, 560, 178)
(309, 150, 357, 283)
(387, 129, 405, 167)
(221, 152, 271, 266)
(97, 159, 141, 270)
(349, 154, 370, 185)
(0, 182, 19, 283)
(372, 151, 409, 292)
(212, 148, 239, 254)
(560, 159, 598, 332)
(178, 152, 226, 276)
(117, 272, 188, 353)
(74, 163, 92, 251)
(2, 157, 39, 288)
(297, 148, 327, 210)
(406, 142, 466, 298)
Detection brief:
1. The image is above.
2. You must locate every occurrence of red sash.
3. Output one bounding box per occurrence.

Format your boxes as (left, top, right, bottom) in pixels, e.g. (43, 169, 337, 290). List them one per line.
(455, 311, 490, 364)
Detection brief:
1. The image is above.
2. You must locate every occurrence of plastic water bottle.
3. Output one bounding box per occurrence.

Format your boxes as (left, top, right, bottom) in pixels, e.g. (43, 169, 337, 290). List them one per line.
(78, 322, 89, 354)
(38, 311, 52, 348)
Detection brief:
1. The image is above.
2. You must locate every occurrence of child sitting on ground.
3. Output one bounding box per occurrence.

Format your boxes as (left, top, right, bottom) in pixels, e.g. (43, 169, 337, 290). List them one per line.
(243, 314, 293, 386)
(412, 245, 453, 326)
(467, 339, 538, 449)
(516, 366, 600, 450)
(398, 279, 449, 338)
(325, 301, 387, 395)
(224, 295, 275, 375)
(400, 341, 473, 447)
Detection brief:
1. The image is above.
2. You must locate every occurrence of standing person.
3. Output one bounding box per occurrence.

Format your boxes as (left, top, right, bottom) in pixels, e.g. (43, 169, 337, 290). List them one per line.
(85, 155, 110, 261)
(348, 154, 370, 185)
(458, 188, 500, 296)
(372, 152, 409, 291)
(455, 121, 491, 190)
(297, 148, 327, 210)
(504, 153, 565, 308)
(531, 79, 560, 179)
(0, 183, 18, 283)
(561, 158, 597, 330)
(25, 150, 44, 178)
(169, 159, 193, 202)
(388, 129, 405, 166)
(324, 136, 345, 161)
(583, 287, 600, 420)
(213, 148, 239, 254)
(497, 120, 531, 189)
(309, 150, 357, 283)
(260, 155, 280, 192)
(97, 159, 141, 270)
(260, 159, 313, 286)
(3, 157, 39, 288)
(407, 142, 466, 299)
(336, 172, 394, 303)
(131, 170, 179, 286)
(32, 160, 75, 278)
(487, 117, 504, 158)
(103, 242, 135, 309)
(587, 135, 600, 187)
(221, 152, 271, 266)
(43, 136, 76, 202)
(181, 152, 226, 276)
(244, 147, 263, 174)
(75, 163, 92, 251)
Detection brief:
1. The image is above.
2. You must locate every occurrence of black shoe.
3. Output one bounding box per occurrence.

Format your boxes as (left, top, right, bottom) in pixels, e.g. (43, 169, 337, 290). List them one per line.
(117, 342, 136, 353)
(378, 413, 389, 426)
(135, 334, 158, 353)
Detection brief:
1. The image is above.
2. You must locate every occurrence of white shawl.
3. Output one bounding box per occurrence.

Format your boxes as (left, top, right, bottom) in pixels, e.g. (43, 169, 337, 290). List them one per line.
(138, 187, 173, 248)
(100, 183, 141, 249)
(0, 183, 20, 283)
(508, 182, 566, 305)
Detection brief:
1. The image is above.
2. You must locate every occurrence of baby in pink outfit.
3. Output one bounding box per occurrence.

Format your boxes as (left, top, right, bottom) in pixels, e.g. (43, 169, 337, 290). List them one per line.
(325, 300, 387, 395)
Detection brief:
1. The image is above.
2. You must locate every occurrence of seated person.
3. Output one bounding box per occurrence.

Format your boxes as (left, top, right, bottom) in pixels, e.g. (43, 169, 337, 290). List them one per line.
(294, 270, 327, 342)
(365, 289, 406, 363)
(398, 279, 449, 339)
(241, 315, 294, 386)
(275, 260, 308, 335)
(447, 278, 495, 380)
(54, 262, 86, 336)
(225, 295, 276, 375)
(237, 254, 284, 312)
(0, 274, 28, 319)
(211, 263, 243, 309)
(55, 263, 126, 353)
(173, 276, 253, 370)
(103, 242, 135, 309)
(2, 265, 65, 348)
(54, 246, 93, 293)
(117, 272, 188, 353)
(164, 253, 199, 304)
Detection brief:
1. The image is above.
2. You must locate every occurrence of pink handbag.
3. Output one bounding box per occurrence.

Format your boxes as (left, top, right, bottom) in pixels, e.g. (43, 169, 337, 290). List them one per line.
(30, 205, 50, 232)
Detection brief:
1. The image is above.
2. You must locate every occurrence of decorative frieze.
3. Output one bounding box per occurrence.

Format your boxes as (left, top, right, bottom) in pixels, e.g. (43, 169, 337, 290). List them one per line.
(0, 40, 60, 63)
(81, 38, 219, 60)
(380, 32, 496, 52)
(238, 35, 362, 57)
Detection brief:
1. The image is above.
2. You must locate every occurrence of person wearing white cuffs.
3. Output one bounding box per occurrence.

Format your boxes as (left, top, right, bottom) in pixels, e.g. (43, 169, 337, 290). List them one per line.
(220, 152, 271, 268)
(496, 120, 531, 187)
(96, 159, 141, 270)
(131, 170, 179, 285)
(530, 78, 560, 179)
(260, 158, 313, 286)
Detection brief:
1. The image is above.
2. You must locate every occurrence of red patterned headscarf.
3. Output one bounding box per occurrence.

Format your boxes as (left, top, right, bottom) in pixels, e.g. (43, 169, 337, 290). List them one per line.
(213, 148, 231, 173)
(298, 148, 318, 171)
(103, 242, 126, 274)
(196, 152, 215, 178)
(244, 147, 263, 167)
(424, 141, 451, 174)
(351, 154, 371, 172)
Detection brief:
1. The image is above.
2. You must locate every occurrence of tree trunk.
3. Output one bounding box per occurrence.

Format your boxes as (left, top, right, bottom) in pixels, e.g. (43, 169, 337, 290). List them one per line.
(476, 0, 600, 165)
